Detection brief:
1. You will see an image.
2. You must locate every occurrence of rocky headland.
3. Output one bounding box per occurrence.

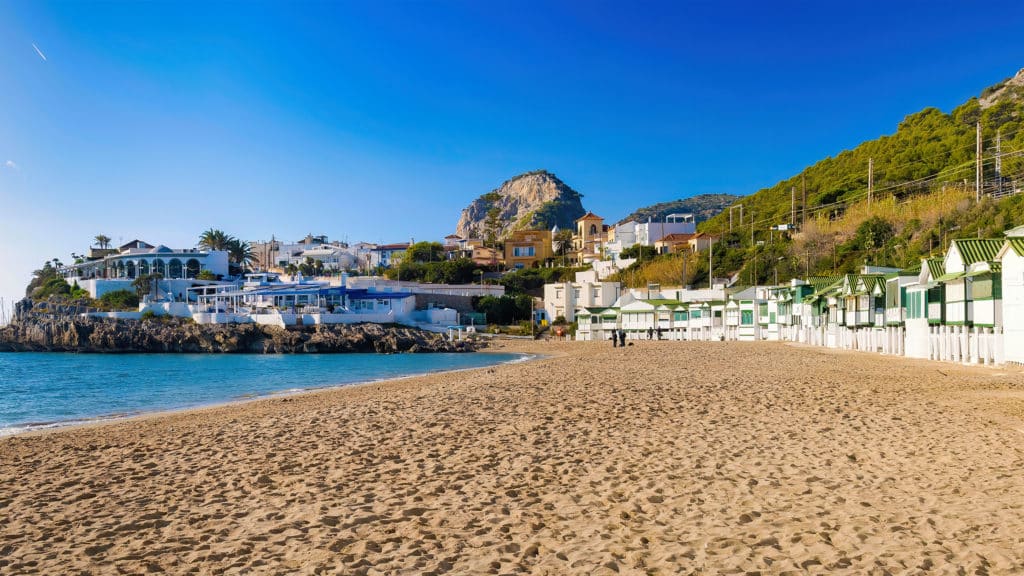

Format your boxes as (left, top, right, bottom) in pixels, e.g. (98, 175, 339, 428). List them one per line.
(0, 301, 475, 354)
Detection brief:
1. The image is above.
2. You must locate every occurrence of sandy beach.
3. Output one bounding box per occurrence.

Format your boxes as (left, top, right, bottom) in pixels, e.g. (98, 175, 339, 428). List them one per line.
(2, 341, 1024, 575)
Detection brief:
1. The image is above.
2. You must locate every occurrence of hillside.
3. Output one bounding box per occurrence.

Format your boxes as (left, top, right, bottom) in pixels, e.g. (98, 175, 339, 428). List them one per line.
(454, 170, 585, 240)
(617, 194, 740, 225)
(618, 67, 1024, 288)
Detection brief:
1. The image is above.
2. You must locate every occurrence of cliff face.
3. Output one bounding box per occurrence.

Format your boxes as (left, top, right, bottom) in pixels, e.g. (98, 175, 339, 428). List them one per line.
(0, 304, 475, 354)
(454, 170, 585, 239)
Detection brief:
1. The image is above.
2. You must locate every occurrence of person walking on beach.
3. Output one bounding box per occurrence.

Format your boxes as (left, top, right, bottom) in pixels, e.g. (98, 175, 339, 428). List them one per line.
(618, 329, 626, 347)
(611, 331, 617, 348)
(647, 327, 654, 340)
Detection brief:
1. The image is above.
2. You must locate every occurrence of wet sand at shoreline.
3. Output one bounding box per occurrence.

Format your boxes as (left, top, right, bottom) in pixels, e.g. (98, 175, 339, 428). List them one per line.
(2, 340, 1024, 574)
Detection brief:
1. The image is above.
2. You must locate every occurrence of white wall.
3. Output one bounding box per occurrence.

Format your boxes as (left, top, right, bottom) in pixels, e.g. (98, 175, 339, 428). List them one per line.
(1002, 251, 1024, 363)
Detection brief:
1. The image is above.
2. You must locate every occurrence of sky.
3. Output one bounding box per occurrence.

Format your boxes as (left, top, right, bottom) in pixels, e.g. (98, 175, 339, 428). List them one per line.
(3, 1, 1024, 308)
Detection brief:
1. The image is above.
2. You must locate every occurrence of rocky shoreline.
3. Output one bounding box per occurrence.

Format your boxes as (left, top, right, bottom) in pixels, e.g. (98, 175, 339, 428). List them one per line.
(0, 303, 476, 354)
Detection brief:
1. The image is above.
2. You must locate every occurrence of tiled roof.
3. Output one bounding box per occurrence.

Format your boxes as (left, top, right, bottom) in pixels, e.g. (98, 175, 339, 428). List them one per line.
(951, 238, 1003, 266)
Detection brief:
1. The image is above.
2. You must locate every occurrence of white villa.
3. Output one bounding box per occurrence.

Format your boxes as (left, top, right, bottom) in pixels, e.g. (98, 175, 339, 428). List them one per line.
(542, 274, 621, 323)
(603, 213, 696, 261)
(60, 240, 230, 299)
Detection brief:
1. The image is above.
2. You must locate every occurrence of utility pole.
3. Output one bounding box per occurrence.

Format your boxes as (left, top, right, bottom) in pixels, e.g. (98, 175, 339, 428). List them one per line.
(801, 173, 807, 227)
(976, 121, 983, 201)
(708, 238, 713, 289)
(996, 127, 1003, 196)
(728, 204, 743, 232)
(681, 252, 688, 290)
(791, 186, 796, 226)
(867, 157, 874, 208)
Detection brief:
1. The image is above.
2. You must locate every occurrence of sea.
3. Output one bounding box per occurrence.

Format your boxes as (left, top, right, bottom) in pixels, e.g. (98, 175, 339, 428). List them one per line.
(0, 352, 526, 436)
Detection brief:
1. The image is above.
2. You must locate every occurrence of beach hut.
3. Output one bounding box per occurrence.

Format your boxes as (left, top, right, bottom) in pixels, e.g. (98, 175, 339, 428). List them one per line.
(938, 239, 1003, 362)
(904, 258, 946, 359)
(575, 306, 620, 342)
(725, 287, 759, 341)
(996, 227, 1024, 364)
(883, 267, 919, 355)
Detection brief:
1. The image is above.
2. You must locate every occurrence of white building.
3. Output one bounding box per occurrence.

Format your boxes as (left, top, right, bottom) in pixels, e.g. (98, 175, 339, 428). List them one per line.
(603, 213, 696, 261)
(61, 240, 230, 299)
(368, 243, 411, 270)
(543, 276, 621, 323)
(997, 227, 1024, 364)
(283, 244, 356, 271)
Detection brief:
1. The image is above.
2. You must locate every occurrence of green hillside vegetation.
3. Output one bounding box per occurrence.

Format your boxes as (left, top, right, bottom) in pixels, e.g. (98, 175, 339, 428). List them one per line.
(618, 71, 1024, 288)
(618, 194, 741, 225)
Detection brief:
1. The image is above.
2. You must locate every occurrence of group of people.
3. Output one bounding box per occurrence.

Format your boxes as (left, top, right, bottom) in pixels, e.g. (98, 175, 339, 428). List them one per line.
(610, 327, 664, 347)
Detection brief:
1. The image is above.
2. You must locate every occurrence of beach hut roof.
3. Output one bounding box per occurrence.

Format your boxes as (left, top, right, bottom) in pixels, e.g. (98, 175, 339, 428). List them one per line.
(924, 258, 945, 280)
(950, 238, 1004, 267)
(1002, 238, 1024, 258)
(728, 286, 758, 301)
(642, 298, 683, 307)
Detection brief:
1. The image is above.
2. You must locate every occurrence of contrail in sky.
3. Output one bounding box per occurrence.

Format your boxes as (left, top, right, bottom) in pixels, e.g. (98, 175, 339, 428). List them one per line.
(32, 43, 47, 61)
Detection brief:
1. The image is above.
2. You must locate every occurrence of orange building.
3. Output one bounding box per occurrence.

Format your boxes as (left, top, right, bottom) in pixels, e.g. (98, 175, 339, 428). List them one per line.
(503, 229, 554, 270)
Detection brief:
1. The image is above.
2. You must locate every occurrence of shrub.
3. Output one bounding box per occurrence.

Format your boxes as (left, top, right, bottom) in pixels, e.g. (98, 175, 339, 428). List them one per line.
(99, 290, 139, 311)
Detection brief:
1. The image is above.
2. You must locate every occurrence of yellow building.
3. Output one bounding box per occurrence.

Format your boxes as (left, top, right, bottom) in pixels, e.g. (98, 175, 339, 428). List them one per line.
(573, 212, 607, 264)
(503, 229, 553, 269)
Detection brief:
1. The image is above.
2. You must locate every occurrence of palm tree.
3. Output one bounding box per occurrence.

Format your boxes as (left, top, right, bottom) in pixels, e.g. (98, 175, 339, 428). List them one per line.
(227, 238, 255, 271)
(198, 228, 233, 251)
(94, 234, 111, 250)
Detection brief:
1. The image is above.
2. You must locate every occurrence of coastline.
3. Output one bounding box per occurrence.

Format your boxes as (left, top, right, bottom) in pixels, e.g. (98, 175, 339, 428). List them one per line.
(3, 340, 1024, 574)
(0, 349, 532, 439)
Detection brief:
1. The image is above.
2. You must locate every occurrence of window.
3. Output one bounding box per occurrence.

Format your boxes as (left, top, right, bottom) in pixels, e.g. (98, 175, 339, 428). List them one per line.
(590, 224, 597, 235)
(741, 310, 753, 325)
(513, 246, 535, 257)
(971, 278, 993, 299)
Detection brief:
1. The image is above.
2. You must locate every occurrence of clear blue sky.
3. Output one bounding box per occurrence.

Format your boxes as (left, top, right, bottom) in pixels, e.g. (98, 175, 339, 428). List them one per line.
(2, 1, 1024, 306)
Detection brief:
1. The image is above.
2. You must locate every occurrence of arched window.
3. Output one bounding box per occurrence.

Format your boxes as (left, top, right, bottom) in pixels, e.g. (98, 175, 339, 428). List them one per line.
(589, 224, 597, 235)
(185, 259, 200, 279)
(116, 261, 125, 278)
(168, 259, 182, 279)
(138, 260, 150, 276)
(153, 259, 166, 276)
(126, 261, 136, 279)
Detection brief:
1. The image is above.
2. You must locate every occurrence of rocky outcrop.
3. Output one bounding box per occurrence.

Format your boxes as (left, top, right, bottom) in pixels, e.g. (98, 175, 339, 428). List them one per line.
(454, 170, 585, 240)
(979, 68, 1024, 109)
(0, 306, 476, 354)
(617, 194, 741, 226)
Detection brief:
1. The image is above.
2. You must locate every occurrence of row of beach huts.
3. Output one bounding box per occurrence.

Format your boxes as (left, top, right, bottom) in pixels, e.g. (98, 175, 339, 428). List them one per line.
(563, 226, 1024, 366)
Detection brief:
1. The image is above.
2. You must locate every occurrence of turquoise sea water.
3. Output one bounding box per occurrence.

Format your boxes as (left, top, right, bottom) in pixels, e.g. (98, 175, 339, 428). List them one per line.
(0, 352, 525, 436)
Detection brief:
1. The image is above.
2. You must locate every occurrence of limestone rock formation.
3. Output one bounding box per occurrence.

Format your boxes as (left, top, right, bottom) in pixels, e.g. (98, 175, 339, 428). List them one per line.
(0, 301, 476, 354)
(454, 170, 585, 240)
